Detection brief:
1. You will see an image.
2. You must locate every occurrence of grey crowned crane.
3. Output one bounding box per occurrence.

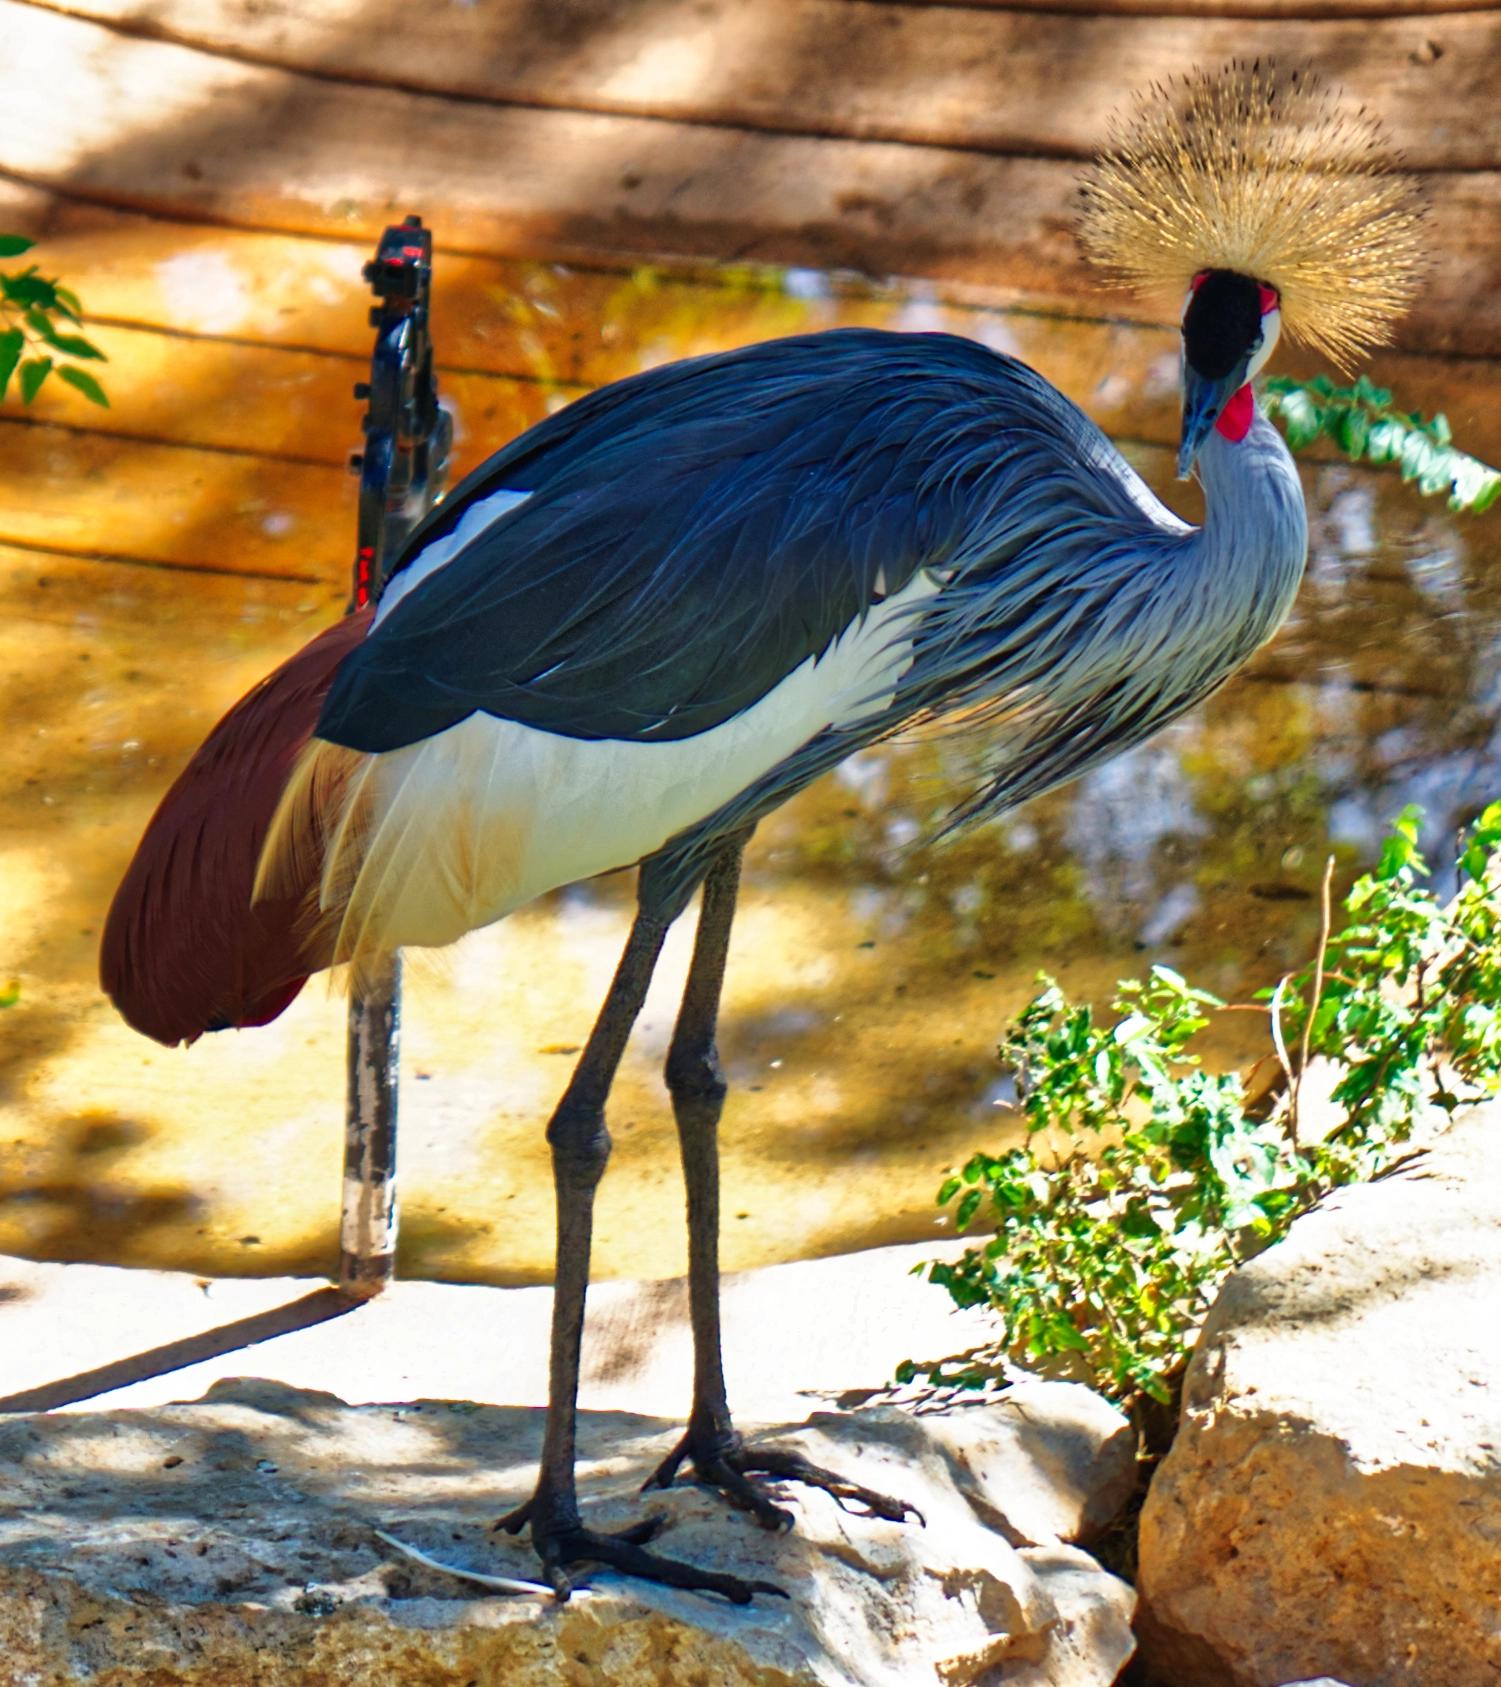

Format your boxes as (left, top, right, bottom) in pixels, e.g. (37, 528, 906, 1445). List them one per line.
(102, 64, 1422, 1602)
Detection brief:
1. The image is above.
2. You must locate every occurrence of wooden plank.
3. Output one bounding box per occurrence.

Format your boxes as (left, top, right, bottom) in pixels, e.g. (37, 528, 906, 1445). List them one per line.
(15, 299, 1501, 479)
(0, 539, 335, 627)
(5, 199, 1500, 470)
(30, 0, 1501, 169)
(14, 321, 558, 465)
(0, 420, 350, 580)
(11, 190, 1501, 437)
(4, 7, 1500, 358)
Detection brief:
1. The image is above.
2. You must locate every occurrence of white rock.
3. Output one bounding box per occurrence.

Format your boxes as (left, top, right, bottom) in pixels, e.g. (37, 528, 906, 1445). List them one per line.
(1138, 1105, 1501, 1687)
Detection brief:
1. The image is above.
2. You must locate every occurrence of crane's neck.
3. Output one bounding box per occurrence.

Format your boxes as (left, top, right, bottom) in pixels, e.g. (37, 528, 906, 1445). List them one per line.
(1188, 405, 1308, 652)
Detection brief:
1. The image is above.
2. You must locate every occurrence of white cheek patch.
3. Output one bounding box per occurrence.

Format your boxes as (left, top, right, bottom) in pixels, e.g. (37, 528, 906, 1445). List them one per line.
(373, 488, 533, 627)
(1246, 308, 1282, 383)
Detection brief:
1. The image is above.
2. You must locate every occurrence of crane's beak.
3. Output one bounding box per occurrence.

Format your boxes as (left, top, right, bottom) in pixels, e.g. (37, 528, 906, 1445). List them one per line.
(1177, 361, 1249, 479)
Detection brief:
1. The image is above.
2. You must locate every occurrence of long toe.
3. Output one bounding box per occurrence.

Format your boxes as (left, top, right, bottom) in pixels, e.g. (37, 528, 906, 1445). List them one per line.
(545, 1524, 786, 1604)
(695, 1450, 796, 1533)
(741, 1445, 925, 1527)
(646, 1428, 912, 1531)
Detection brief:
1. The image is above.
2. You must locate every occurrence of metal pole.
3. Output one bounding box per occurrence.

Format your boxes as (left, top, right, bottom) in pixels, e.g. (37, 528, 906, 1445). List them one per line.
(341, 952, 402, 1292)
(338, 216, 452, 1297)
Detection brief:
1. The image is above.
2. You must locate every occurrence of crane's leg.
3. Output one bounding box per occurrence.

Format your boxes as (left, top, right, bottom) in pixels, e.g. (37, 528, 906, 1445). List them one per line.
(495, 902, 781, 1604)
(643, 840, 920, 1532)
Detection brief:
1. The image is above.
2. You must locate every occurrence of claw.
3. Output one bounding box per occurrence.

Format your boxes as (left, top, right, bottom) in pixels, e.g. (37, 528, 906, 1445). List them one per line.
(493, 1497, 531, 1536)
(646, 1429, 922, 1532)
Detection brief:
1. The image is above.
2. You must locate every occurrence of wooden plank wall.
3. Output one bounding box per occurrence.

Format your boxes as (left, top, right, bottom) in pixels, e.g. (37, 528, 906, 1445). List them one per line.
(0, 0, 1497, 592)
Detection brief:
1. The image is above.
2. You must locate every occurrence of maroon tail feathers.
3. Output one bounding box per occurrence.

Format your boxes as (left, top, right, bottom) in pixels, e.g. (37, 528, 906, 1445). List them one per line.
(100, 607, 374, 1046)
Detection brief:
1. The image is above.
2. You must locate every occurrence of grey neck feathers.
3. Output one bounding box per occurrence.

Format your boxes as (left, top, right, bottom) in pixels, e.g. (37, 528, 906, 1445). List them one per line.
(1189, 412, 1308, 653)
(893, 400, 1311, 832)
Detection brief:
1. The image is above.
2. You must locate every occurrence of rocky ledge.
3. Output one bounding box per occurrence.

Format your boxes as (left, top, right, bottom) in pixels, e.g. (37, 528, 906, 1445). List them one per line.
(0, 1376, 1137, 1685)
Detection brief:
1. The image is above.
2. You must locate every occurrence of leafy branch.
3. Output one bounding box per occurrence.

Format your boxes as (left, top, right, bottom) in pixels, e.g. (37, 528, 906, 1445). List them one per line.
(1264, 373, 1498, 515)
(0, 235, 109, 408)
(905, 802, 1501, 1412)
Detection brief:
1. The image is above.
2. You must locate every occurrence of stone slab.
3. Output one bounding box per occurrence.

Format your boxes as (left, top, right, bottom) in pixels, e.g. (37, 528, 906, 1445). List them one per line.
(0, 1377, 1138, 1685)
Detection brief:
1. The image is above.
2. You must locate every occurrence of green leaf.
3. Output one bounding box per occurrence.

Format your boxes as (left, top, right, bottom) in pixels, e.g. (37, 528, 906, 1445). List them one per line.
(1, 271, 57, 309)
(1446, 452, 1501, 516)
(955, 1188, 983, 1230)
(18, 357, 52, 402)
(25, 313, 106, 360)
(936, 1175, 961, 1207)
(53, 333, 106, 361)
(57, 364, 108, 407)
(1273, 388, 1322, 450)
(0, 327, 21, 401)
(1365, 417, 1404, 465)
(1331, 405, 1369, 459)
(1268, 372, 1500, 515)
(0, 979, 19, 1009)
(0, 234, 35, 257)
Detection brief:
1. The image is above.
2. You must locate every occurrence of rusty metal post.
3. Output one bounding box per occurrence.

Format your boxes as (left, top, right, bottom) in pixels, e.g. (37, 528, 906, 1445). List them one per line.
(338, 216, 452, 1297)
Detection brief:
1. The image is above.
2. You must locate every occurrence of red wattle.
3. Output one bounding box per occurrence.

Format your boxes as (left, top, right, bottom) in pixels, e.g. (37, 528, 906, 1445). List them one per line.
(1216, 385, 1255, 443)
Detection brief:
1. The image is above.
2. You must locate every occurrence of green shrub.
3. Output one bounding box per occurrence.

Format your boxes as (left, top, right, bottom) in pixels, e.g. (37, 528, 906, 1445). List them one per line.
(906, 802, 1501, 1410)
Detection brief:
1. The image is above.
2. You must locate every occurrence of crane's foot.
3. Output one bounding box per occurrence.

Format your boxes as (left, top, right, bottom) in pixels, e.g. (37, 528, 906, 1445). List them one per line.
(493, 1495, 786, 1604)
(644, 1426, 925, 1534)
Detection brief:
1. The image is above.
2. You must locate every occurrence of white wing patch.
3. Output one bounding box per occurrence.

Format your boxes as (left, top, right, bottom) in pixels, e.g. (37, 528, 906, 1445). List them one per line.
(316, 568, 941, 961)
(373, 488, 533, 627)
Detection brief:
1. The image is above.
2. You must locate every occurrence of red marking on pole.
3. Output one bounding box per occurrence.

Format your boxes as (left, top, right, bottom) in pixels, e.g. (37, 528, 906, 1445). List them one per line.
(355, 544, 376, 608)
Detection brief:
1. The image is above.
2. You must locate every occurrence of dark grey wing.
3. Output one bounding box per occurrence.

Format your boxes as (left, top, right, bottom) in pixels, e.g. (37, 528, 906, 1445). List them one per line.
(315, 329, 1038, 753)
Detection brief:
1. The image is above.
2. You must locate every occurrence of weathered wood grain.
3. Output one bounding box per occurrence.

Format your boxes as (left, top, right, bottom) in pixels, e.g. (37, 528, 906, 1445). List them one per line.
(4, 6, 1500, 356)
(24, 0, 1501, 168)
(16, 295, 1501, 472)
(5, 193, 1498, 465)
(0, 420, 348, 580)
(15, 321, 558, 464)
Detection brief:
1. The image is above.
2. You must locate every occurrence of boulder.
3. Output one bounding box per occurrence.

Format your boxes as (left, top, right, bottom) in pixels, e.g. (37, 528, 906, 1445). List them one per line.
(0, 1376, 1137, 1685)
(1137, 1106, 1501, 1687)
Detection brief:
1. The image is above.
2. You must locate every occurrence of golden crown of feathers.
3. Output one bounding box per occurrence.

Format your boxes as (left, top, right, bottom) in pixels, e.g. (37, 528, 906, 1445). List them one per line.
(1078, 61, 1425, 369)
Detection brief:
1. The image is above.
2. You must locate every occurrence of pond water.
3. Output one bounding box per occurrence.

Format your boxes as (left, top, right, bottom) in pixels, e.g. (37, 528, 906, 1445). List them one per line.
(2, 258, 1498, 1292)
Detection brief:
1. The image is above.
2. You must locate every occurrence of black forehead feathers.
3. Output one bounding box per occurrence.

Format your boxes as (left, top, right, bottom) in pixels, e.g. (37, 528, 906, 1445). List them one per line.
(1183, 270, 1263, 380)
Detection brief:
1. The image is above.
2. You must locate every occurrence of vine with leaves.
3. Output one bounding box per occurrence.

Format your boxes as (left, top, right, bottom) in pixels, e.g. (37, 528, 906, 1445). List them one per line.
(1264, 373, 1499, 514)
